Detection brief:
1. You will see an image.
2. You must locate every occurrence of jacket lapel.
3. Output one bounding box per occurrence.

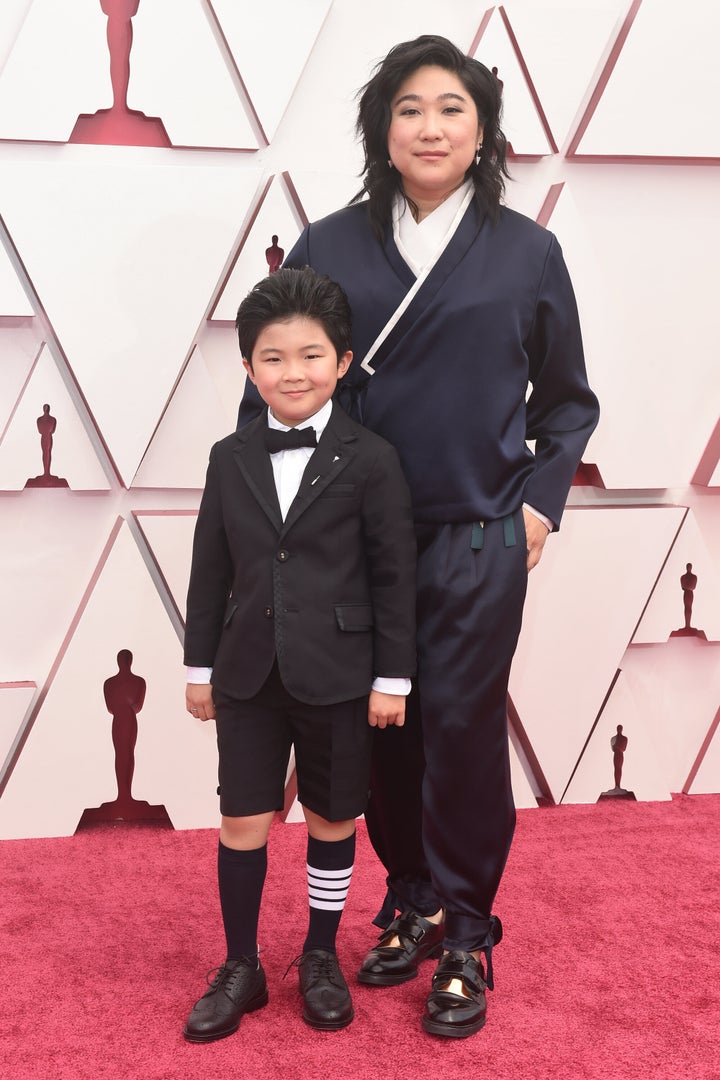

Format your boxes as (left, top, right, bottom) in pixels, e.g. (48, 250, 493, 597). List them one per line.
(281, 405, 359, 535)
(371, 200, 486, 378)
(232, 410, 283, 532)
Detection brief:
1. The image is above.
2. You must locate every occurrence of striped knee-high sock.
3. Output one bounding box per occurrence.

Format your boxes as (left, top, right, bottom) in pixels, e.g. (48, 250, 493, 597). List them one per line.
(303, 833, 355, 954)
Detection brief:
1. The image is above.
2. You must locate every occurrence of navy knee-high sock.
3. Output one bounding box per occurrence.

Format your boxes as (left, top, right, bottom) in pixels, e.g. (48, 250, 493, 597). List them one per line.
(303, 833, 355, 954)
(217, 841, 267, 961)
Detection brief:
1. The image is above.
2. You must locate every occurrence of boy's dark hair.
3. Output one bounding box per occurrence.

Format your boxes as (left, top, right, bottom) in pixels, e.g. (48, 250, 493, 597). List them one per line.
(235, 266, 353, 365)
(353, 34, 509, 240)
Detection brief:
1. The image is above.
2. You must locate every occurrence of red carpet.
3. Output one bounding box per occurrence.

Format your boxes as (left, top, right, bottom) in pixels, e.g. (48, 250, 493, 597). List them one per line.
(2, 795, 719, 1079)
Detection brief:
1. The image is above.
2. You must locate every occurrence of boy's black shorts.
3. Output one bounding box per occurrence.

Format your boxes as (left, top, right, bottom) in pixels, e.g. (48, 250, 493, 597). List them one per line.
(213, 666, 372, 822)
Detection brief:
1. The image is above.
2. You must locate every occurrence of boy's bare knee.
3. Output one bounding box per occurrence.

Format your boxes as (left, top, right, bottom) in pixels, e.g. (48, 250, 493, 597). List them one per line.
(220, 811, 274, 849)
(303, 807, 356, 842)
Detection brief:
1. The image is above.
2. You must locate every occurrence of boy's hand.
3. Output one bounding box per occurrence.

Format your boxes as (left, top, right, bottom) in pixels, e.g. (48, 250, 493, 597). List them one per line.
(368, 690, 406, 729)
(186, 683, 215, 722)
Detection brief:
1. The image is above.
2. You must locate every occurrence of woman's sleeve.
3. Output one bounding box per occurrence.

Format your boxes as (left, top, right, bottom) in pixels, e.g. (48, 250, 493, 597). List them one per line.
(523, 236, 600, 528)
(361, 445, 417, 679)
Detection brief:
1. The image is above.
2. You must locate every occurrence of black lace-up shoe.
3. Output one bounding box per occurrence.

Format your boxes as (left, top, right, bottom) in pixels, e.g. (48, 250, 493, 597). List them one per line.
(183, 958, 268, 1043)
(293, 949, 354, 1030)
(357, 911, 445, 986)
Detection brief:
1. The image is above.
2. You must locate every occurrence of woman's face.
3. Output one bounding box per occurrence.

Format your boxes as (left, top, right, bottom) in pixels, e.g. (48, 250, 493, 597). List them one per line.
(387, 65, 483, 210)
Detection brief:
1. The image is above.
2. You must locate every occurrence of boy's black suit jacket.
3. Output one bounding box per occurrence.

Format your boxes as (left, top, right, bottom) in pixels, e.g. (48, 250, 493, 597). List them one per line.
(184, 403, 417, 706)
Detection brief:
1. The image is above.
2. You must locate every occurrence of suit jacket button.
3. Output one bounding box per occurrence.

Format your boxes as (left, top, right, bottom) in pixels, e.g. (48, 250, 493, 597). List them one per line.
(264, 607, 273, 618)
(277, 549, 289, 562)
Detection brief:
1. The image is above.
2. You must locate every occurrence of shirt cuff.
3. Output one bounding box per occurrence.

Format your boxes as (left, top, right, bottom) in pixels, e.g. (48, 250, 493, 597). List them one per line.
(372, 676, 412, 696)
(522, 503, 554, 534)
(187, 666, 213, 684)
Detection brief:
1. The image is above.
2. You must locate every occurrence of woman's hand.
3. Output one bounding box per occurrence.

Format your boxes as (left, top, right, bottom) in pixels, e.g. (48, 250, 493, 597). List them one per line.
(368, 690, 406, 728)
(186, 683, 215, 722)
(523, 507, 550, 571)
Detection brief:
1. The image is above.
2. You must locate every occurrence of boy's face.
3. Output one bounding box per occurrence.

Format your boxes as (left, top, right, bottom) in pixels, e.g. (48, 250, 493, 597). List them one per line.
(243, 316, 352, 428)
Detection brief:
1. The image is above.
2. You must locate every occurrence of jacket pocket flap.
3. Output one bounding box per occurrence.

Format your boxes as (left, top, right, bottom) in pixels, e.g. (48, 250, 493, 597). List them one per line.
(335, 603, 373, 631)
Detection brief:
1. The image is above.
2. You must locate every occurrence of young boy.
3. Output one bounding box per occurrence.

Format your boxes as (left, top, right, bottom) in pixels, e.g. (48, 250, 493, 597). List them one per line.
(182, 267, 416, 1041)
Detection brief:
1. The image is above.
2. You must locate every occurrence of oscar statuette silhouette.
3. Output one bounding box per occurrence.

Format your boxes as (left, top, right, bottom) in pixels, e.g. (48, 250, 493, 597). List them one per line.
(598, 724, 636, 801)
(25, 404, 69, 488)
(79, 650, 170, 825)
(670, 563, 707, 639)
(265, 234, 284, 274)
(70, 0, 170, 147)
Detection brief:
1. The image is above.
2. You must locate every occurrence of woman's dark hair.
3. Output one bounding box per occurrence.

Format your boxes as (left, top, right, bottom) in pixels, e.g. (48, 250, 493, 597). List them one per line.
(353, 34, 509, 239)
(235, 266, 352, 364)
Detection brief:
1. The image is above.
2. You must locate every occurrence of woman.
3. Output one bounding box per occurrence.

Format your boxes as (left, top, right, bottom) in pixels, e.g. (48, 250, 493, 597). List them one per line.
(239, 34, 599, 1038)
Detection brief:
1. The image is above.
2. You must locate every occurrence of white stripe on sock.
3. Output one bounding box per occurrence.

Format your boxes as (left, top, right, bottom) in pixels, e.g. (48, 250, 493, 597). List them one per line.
(307, 863, 353, 910)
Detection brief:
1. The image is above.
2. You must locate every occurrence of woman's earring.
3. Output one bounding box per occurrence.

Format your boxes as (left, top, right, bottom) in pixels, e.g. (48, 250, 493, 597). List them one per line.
(476, 143, 483, 165)
(387, 159, 394, 169)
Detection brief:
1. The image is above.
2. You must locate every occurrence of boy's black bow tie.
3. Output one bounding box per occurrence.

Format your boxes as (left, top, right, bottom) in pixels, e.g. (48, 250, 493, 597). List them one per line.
(265, 426, 317, 453)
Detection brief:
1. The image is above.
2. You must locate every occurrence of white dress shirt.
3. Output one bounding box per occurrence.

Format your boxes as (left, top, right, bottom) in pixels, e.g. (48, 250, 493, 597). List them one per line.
(393, 180, 472, 276)
(187, 401, 411, 696)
